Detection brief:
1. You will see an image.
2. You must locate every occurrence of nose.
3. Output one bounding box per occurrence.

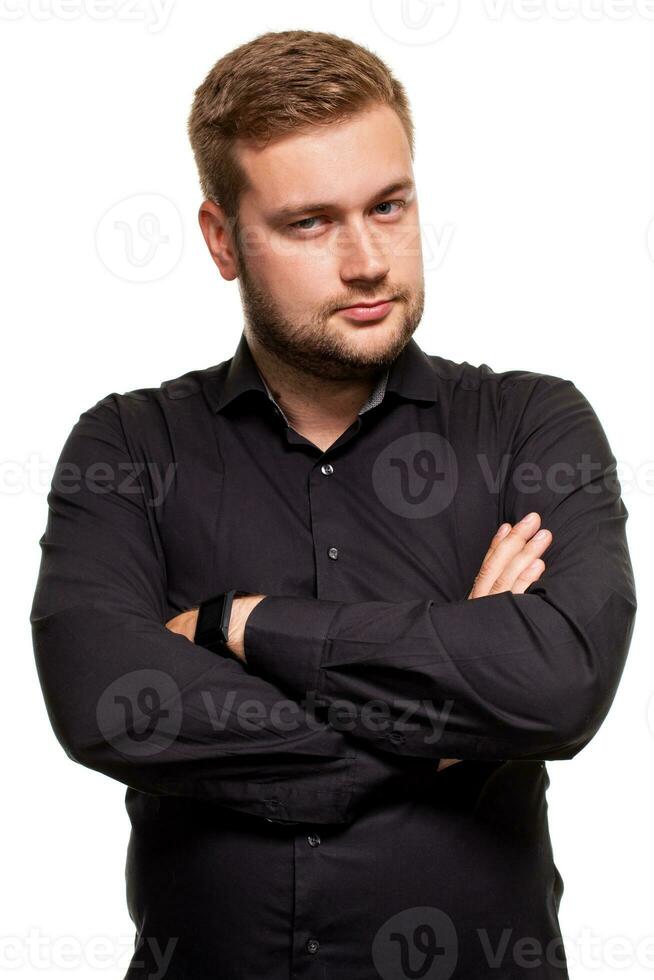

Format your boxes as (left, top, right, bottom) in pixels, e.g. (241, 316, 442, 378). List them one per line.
(338, 221, 390, 285)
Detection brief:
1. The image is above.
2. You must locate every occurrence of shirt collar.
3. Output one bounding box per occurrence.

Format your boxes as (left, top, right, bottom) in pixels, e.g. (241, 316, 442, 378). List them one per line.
(257, 364, 390, 425)
(204, 330, 438, 415)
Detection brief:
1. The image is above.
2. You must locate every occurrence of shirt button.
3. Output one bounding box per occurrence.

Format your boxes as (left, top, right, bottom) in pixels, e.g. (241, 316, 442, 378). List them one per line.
(388, 731, 406, 745)
(265, 797, 281, 817)
(305, 938, 320, 954)
(328, 547, 339, 559)
(307, 832, 321, 847)
(321, 463, 334, 475)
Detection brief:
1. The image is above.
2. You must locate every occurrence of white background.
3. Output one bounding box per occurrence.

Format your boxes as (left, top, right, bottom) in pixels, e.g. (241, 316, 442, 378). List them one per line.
(2, 1, 652, 977)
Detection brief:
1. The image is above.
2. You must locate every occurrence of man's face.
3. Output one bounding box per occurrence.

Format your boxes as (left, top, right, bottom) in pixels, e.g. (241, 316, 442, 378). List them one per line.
(231, 102, 425, 382)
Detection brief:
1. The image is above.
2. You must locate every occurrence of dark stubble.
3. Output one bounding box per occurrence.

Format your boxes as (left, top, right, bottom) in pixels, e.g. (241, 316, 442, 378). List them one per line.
(234, 227, 426, 384)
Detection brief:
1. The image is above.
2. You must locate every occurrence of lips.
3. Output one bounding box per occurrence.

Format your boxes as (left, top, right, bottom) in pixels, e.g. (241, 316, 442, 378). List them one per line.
(337, 299, 395, 323)
(339, 298, 393, 310)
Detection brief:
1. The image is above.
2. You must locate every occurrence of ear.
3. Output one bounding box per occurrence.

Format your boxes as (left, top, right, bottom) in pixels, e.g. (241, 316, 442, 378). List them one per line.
(197, 200, 239, 281)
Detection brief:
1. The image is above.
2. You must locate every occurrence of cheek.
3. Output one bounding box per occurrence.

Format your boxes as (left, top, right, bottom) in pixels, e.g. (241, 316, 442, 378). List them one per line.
(389, 222, 423, 274)
(261, 243, 337, 308)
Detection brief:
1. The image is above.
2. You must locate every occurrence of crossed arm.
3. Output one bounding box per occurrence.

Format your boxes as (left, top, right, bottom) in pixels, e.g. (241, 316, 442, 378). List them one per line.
(167, 510, 557, 772)
(31, 378, 637, 824)
(170, 378, 637, 765)
(234, 380, 637, 763)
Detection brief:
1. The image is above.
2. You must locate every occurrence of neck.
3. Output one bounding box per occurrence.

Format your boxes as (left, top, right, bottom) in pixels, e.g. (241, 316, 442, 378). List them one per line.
(245, 331, 383, 432)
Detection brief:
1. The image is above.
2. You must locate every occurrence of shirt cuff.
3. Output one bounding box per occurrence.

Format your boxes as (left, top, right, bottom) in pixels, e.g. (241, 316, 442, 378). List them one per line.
(243, 595, 340, 700)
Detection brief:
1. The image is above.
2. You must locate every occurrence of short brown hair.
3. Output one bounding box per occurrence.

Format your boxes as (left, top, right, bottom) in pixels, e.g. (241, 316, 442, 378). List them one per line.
(187, 29, 415, 227)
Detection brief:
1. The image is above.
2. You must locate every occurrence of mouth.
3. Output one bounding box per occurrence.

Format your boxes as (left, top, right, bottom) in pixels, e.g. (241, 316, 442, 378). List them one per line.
(336, 298, 396, 323)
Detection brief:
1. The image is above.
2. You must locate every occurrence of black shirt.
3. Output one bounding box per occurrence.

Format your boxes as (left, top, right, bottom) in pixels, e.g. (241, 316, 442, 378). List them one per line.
(30, 332, 637, 979)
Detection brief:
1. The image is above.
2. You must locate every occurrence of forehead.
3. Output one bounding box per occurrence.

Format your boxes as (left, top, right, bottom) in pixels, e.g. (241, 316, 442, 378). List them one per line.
(236, 103, 412, 215)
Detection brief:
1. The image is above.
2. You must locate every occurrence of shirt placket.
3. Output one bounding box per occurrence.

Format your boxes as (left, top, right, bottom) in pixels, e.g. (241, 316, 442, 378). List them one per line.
(258, 370, 389, 976)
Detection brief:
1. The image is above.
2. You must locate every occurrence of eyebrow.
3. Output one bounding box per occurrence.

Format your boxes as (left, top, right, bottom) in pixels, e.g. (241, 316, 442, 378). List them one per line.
(267, 177, 415, 224)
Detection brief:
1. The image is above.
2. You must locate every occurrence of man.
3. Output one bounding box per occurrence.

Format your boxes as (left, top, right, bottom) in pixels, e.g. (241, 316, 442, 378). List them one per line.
(30, 29, 637, 979)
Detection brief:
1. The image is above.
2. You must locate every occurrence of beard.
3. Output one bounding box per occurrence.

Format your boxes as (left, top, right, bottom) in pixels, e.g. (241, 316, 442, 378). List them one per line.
(234, 240, 425, 383)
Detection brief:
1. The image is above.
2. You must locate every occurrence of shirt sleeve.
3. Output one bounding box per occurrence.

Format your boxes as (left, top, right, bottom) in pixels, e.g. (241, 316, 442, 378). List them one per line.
(244, 377, 638, 762)
(29, 396, 434, 825)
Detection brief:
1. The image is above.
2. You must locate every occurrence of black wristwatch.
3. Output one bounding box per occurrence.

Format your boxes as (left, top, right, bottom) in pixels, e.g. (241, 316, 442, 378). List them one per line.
(194, 589, 252, 657)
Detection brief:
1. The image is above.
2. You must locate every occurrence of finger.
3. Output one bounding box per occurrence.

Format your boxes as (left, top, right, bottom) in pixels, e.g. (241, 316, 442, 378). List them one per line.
(489, 528, 552, 595)
(508, 558, 545, 595)
(484, 522, 512, 562)
(467, 523, 512, 599)
(469, 513, 542, 599)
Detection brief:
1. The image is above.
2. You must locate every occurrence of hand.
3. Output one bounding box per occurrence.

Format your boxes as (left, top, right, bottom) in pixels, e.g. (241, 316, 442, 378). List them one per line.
(467, 512, 551, 600)
(165, 607, 198, 641)
(437, 513, 553, 774)
(437, 758, 461, 772)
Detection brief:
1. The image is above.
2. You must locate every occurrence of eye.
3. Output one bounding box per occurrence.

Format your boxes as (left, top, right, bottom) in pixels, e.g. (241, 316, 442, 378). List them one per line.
(287, 199, 407, 233)
(289, 215, 324, 231)
(373, 200, 406, 217)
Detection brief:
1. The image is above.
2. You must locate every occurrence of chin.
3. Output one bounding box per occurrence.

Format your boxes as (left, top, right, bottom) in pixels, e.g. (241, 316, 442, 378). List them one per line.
(348, 316, 405, 344)
(335, 311, 397, 335)
(336, 323, 405, 365)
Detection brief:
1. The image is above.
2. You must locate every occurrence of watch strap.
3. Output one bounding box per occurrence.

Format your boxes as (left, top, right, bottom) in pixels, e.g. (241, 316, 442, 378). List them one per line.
(195, 589, 253, 656)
